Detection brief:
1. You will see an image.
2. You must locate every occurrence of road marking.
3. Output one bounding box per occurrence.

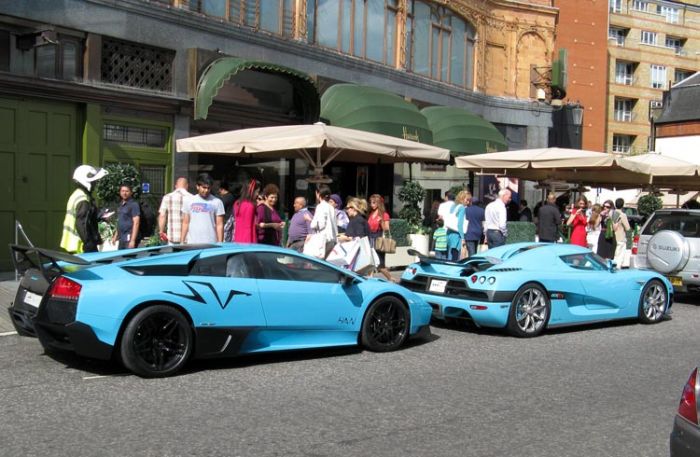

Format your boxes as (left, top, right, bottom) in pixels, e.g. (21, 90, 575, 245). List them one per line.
(0, 331, 18, 337)
(82, 375, 112, 380)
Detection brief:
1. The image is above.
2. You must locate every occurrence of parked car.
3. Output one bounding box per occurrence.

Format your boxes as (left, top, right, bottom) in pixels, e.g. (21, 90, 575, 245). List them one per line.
(622, 206, 646, 229)
(629, 209, 700, 293)
(670, 368, 700, 456)
(8, 244, 432, 377)
(400, 242, 672, 337)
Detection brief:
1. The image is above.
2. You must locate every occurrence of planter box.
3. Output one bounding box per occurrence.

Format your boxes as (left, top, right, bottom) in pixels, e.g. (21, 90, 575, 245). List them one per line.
(385, 246, 414, 269)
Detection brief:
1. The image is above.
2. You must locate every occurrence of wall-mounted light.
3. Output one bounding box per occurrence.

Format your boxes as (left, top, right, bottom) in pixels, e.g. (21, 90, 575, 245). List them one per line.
(16, 30, 58, 51)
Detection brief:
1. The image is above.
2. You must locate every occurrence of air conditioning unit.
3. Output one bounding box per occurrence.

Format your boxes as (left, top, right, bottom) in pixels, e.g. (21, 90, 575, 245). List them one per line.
(650, 100, 663, 109)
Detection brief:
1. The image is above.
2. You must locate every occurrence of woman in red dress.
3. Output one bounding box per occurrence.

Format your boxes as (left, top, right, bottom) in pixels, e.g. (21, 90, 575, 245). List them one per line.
(566, 196, 589, 248)
(233, 179, 261, 243)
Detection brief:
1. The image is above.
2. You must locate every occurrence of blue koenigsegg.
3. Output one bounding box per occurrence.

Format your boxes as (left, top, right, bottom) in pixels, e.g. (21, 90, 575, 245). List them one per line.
(8, 244, 432, 377)
(400, 242, 673, 337)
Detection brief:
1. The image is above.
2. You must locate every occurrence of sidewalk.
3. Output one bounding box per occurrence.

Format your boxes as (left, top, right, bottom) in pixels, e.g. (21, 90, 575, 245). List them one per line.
(0, 272, 19, 333)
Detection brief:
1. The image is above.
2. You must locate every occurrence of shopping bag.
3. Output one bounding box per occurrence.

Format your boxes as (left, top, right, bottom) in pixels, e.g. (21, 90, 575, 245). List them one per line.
(303, 232, 326, 259)
(443, 203, 461, 232)
(374, 231, 397, 254)
(352, 237, 376, 275)
(326, 240, 360, 267)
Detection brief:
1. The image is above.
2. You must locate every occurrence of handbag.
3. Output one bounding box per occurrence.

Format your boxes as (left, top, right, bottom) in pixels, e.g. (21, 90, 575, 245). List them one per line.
(303, 232, 326, 258)
(326, 240, 360, 267)
(604, 217, 615, 240)
(375, 230, 396, 254)
(443, 203, 461, 232)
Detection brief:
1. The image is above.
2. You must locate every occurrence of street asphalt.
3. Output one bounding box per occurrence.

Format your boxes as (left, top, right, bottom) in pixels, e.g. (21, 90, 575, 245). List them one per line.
(2, 285, 699, 456)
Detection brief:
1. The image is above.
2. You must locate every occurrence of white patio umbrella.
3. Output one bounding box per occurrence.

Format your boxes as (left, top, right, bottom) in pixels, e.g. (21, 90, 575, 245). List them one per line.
(616, 153, 700, 176)
(454, 147, 615, 170)
(176, 123, 450, 176)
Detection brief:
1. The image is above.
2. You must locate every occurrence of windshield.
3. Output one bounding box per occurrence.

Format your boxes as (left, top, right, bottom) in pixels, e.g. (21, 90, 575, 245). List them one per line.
(559, 253, 608, 271)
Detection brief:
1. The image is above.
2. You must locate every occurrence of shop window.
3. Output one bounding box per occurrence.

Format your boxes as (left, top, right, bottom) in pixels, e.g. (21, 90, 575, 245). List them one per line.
(30, 35, 83, 80)
(101, 38, 174, 91)
(308, 0, 399, 66)
(186, 0, 293, 36)
(140, 165, 166, 197)
(103, 123, 168, 148)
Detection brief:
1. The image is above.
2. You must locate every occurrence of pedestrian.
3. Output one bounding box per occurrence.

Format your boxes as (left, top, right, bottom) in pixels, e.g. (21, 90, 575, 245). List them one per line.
(308, 184, 337, 257)
(60, 165, 108, 254)
(432, 219, 448, 259)
(437, 190, 456, 222)
(256, 183, 285, 246)
(597, 200, 616, 259)
(464, 195, 485, 257)
(445, 190, 469, 261)
(587, 203, 603, 253)
(367, 193, 394, 282)
(566, 196, 588, 247)
(286, 196, 313, 252)
(519, 200, 533, 222)
(158, 177, 192, 245)
(181, 173, 224, 244)
(338, 198, 369, 241)
(113, 184, 141, 250)
(330, 193, 349, 233)
(484, 189, 511, 249)
(233, 179, 261, 243)
(612, 198, 631, 266)
(537, 193, 562, 243)
(218, 180, 236, 242)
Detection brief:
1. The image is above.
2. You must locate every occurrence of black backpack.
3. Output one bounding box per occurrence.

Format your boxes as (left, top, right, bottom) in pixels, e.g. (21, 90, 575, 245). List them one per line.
(138, 199, 157, 240)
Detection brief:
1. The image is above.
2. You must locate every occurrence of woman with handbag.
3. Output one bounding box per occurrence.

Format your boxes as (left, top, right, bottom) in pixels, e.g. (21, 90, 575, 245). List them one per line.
(368, 194, 394, 282)
(596, 200, 616, 259)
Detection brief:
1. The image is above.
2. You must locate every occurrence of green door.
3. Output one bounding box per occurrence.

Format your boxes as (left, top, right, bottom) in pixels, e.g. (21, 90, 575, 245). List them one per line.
(0, 98, 79, 270)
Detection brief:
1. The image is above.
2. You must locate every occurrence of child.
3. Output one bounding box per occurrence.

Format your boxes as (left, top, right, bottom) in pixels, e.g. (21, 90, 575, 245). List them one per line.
(433, 219, 448, 259)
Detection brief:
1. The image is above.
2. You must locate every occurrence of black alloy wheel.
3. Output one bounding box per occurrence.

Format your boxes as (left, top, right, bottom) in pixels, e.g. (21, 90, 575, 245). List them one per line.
(120, 305, 193, 378)
(361, 296, 410, 352)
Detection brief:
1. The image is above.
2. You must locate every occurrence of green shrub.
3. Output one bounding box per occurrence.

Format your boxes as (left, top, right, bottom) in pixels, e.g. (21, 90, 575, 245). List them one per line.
(389, 219, 410, 246)
(94, 163, 142, 208)
(637, 193, 662, 218)
(506, 222, 536, 244)
(397, 180, 425, 232)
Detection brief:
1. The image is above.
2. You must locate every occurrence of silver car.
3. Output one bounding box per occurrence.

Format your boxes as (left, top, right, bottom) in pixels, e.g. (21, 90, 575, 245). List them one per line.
(630, 209, 700, 293)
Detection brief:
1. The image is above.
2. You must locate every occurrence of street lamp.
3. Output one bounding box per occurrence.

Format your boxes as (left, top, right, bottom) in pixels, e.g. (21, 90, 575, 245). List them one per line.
(570, 103, 584, 136)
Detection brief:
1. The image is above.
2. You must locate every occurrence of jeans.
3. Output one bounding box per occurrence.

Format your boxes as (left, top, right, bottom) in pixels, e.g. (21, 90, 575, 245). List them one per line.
(465, 240, 478, 257)
(486, 230, 505, 249)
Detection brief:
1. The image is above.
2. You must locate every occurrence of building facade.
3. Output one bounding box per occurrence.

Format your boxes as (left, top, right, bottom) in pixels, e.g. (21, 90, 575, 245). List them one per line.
(607, 0, 700, 155)
(0, 0, 559, 269)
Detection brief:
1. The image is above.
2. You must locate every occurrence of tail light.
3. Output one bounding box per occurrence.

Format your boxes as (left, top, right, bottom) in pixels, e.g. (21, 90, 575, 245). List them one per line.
(631, 234, 640, 255)
(48, 277, 82, 301)
(678, 368, 699, 425)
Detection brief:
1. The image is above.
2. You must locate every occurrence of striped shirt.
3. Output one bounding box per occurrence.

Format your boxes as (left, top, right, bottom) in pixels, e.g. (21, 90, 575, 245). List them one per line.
(433, 227, 448, 252)
(158, 188, 192, 243)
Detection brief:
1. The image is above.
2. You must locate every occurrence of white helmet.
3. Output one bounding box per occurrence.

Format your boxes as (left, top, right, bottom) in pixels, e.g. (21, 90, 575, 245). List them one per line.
(73, 165, 108, 191)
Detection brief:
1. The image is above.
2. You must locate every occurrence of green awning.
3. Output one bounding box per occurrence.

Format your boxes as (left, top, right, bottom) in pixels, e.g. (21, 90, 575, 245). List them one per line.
(195, 57, 320, 121)
(421, 106, 508, 156)
(320, 84, 433, 144)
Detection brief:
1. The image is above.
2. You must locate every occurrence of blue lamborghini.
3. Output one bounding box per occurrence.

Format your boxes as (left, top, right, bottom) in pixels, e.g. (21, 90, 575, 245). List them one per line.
(400, 243, 673, 337)
(8, 244, 432, 377)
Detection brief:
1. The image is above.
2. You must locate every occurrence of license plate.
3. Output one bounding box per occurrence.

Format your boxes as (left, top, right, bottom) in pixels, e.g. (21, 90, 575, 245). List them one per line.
(23, 290, 42, 308)
(428, 279, 448, 293)
(668, 276, 683, 287)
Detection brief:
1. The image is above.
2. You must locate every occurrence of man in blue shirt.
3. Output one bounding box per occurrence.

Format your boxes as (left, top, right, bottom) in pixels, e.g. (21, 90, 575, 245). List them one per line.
(463, 194, 486, 257)
(113, 184, 140, 250)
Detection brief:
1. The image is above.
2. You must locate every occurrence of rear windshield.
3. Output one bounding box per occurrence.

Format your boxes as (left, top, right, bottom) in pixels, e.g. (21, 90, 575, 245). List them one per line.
(642, 213, 700, 238)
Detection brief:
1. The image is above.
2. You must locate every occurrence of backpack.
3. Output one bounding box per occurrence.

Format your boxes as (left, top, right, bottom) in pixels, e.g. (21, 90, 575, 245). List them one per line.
(138, 199, 157, 240)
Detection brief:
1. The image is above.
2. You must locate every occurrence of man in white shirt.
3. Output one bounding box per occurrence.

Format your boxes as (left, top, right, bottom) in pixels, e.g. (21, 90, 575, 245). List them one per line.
(437, 190, 456, 222)
(484, 189, 512, 249)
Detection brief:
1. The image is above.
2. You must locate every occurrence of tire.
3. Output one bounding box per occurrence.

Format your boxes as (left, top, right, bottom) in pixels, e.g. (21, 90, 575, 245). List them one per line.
(506, 283, 550, 338)
(638, 279, 667, 324)
(361, 296, 410, 352)
(120, 305, 193, 378)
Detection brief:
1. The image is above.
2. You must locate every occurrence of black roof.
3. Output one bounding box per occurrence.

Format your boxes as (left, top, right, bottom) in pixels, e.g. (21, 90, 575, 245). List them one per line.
(656, 72, 700, 124)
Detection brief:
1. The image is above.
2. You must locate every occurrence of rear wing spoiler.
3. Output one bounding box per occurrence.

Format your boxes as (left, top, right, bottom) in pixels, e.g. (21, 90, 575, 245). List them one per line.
(9, 244, 90, 282)
(407, 249, 467, 266)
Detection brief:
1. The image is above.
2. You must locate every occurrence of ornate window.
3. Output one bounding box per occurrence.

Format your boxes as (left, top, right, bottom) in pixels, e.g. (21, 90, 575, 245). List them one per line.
(101, 38, 174, 91)
(407, 1, 475, 88)
(307, 0, 398, 65)
(186, 0, 294, 36)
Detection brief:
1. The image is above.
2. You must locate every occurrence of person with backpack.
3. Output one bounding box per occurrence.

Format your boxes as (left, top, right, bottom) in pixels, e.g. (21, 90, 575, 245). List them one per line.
(113, 184, 140, 250)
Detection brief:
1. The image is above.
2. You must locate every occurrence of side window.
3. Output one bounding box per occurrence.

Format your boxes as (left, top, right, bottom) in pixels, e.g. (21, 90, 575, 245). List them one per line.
(226, 254, 251, 278)
(255, 252, 342, 283)
(560, 254, 605, 271)
(190, 255, 228, 277)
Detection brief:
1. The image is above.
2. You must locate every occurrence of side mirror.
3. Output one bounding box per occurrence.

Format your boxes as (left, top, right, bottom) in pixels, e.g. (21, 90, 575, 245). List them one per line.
(607, 259, 617, 271)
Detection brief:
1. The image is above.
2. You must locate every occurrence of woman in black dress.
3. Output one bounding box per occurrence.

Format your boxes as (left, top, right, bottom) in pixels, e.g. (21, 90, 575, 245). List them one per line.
(597, 200, 616, 259)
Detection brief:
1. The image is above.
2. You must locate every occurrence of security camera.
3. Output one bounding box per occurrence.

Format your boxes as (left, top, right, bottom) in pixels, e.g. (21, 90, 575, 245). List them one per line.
(536, 88, 547, 102)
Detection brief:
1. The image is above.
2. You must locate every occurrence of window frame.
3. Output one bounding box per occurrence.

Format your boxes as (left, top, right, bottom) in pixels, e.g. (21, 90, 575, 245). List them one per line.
(640, 30, 657, 46)
(612, 134, 632, 154)
(650, 64, 667, 89)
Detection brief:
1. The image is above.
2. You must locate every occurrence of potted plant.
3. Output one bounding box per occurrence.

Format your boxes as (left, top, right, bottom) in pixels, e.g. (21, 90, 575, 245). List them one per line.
(398, 180, 429, 255)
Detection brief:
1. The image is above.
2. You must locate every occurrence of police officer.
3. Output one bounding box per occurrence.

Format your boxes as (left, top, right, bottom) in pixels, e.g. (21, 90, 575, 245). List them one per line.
(60, 165, 108, 254)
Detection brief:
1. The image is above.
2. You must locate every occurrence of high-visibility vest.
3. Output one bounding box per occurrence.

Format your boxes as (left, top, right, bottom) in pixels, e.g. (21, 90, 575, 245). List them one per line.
(60, 188, 89, 253)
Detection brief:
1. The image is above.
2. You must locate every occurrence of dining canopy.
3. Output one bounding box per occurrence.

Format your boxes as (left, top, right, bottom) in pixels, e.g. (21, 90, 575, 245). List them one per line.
(176, 123, 451, 178)
(454, 148, 700, 191)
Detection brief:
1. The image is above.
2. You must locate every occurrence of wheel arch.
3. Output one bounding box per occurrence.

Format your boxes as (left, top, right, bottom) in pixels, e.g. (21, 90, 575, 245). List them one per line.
(357, 292, 411, 345)
(114, 300, 196, 357)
